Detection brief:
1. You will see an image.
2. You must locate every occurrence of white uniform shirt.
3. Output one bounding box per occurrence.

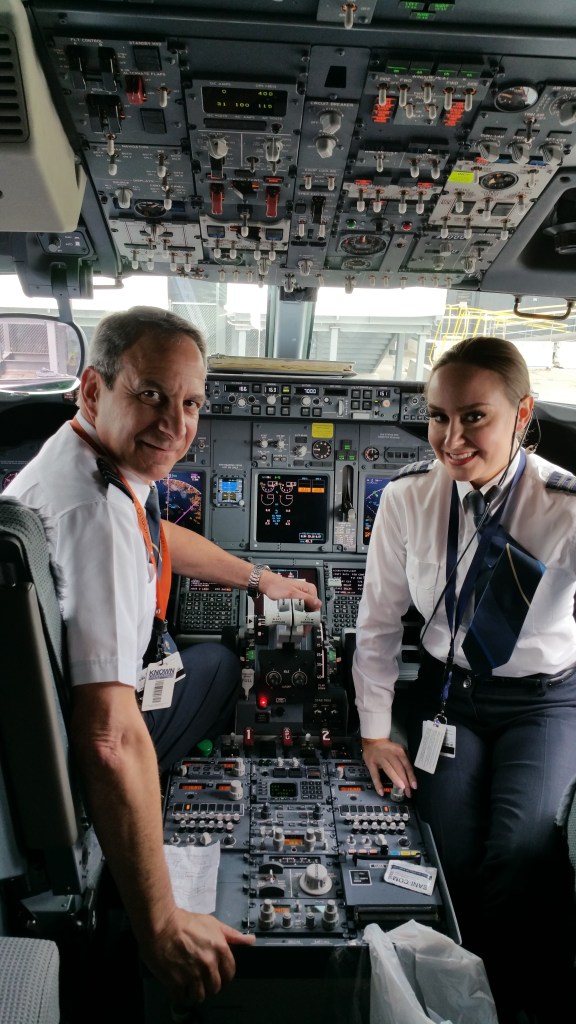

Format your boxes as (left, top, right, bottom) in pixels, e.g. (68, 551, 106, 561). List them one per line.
(353, 450, 576, 739)
(4, 414, 157, 687)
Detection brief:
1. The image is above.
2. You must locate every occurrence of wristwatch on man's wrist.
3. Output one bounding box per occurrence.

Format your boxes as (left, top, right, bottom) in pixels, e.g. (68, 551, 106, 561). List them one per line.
(246, 563, 271, 599)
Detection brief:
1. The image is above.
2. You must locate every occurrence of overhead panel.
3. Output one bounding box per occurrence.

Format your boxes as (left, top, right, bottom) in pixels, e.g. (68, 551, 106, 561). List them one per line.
(9, 2, 576, 296)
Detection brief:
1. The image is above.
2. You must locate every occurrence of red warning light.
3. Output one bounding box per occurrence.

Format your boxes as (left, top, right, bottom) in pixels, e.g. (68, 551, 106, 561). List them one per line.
(257, 694, 269, 709)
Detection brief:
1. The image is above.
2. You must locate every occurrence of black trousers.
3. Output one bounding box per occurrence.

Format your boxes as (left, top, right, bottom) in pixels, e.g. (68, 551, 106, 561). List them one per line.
(142, 642, 241, 771)
(406, 652, 576, 1024)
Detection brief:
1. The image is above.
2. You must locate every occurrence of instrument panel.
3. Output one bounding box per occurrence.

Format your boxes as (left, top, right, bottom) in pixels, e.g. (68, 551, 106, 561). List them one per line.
(163, 744, 458, 945)
(5, 0, 576, 300)
(0, 371, 428, 742)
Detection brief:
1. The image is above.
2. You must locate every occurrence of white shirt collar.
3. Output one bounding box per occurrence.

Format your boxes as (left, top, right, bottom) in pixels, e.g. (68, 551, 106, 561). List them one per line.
(455, 448, 523, 508)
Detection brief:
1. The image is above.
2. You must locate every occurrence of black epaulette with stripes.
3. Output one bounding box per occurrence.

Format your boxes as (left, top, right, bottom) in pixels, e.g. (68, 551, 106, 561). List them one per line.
(389, 460, 433, 482)
(97, 456, 133, 501)
(546, 470, 576, 495)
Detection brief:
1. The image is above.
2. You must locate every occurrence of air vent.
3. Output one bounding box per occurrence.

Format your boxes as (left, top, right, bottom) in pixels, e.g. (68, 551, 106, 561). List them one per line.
(0, 27, 29, 142)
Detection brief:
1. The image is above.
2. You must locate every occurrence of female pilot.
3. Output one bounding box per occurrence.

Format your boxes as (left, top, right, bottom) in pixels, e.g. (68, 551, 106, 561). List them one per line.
(353, 336, 576, 1024)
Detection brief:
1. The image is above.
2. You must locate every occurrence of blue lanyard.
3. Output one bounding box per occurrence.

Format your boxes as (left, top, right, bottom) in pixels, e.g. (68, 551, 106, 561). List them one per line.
(441, 450, 526, 705)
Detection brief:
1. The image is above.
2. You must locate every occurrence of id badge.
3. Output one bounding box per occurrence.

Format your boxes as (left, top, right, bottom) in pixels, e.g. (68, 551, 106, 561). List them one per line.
(144, 618, 185, 683)
(414, 719, 447, 774)
(141, 651, 181, 711)
(440, 724, 457, 758)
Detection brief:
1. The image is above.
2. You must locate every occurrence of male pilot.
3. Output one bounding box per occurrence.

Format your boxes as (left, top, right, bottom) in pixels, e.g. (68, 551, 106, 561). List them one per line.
(3, 306, 321, 1007)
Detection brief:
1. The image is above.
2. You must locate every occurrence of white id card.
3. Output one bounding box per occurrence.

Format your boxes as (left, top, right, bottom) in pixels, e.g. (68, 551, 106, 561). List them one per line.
(171, 648, 185, 682)
(440, 723, 457, 758)
(141, 652, 181, 711)
(414, 719, 447, 774)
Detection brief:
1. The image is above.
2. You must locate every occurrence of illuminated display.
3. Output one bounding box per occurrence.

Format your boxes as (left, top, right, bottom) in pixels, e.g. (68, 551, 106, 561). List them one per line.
(274, 567, 319, 586)
(363, 475, 391, 545)
(156, 469, 204, 534)
(202, 86, 288, 117)
(252, 567, 319, 616)
(185, 578, 232, 594)
(179, 784, 205, 791)
(339, 785, 363, 793)
(269, 782, 298, 799)
(330, 566, 365, 596)
(256, 473, 329, 545)
(215, 476, 244, 506)
(1, 471, 19, 490)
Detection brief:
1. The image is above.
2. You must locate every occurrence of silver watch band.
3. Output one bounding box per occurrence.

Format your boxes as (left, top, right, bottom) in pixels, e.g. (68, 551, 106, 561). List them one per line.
(246, 563, 271, 598)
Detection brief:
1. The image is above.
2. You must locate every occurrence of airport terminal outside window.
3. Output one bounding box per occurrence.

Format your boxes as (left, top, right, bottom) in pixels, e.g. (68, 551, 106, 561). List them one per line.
(1, 275, 576, 404)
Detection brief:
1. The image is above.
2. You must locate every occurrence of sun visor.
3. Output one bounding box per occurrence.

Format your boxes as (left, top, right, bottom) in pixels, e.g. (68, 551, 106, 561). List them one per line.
(0, 0, 86, 231)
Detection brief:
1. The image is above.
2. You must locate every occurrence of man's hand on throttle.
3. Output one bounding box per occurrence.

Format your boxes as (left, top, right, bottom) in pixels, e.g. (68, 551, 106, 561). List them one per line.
(361, 737, 417, 798)
(258, 569, 321, 611)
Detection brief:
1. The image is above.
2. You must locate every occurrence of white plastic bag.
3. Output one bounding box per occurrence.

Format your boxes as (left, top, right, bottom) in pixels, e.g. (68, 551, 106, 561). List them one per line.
(365, 920, 498, 1024)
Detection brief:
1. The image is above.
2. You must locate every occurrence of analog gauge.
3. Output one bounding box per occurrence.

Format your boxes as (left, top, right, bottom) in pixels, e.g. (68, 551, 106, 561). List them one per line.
(133, 200, 167, 219)
(341, 257, 372, 271)
(341, 233, 388, 255)
(311, 439, 332, 460)
(363, 446, 380, 462)
(494, 85, 539, 112)
(479, 171, 518, 191)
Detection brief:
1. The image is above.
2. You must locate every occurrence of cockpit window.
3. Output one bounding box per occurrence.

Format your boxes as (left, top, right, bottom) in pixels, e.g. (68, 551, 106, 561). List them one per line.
(2, 274, 576, 404)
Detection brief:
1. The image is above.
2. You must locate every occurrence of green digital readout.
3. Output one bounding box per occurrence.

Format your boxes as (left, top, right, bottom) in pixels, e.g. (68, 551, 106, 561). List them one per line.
(202, 86, 288, 117)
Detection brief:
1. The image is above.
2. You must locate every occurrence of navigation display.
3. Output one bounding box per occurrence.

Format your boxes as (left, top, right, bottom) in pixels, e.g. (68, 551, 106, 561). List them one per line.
(156, 469, 205, 534)
(363, 476, 390, 545)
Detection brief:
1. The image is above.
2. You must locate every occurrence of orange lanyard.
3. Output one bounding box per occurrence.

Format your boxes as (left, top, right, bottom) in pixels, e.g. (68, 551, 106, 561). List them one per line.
(70, 417, 172, 619)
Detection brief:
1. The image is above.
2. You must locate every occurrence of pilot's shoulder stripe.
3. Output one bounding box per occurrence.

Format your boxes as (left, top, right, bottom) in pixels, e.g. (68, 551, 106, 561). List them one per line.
(389, 460, 433, 482)
(97, 457, 134, 501)
(546, 471, 576, 495)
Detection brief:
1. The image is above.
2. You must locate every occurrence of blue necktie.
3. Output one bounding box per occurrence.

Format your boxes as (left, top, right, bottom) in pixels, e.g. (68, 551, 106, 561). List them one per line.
(466, 489, 489, 603)
(466, 489, 486, 530)
(142, 484, 182, 671)
(145, 486, 162, 577)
